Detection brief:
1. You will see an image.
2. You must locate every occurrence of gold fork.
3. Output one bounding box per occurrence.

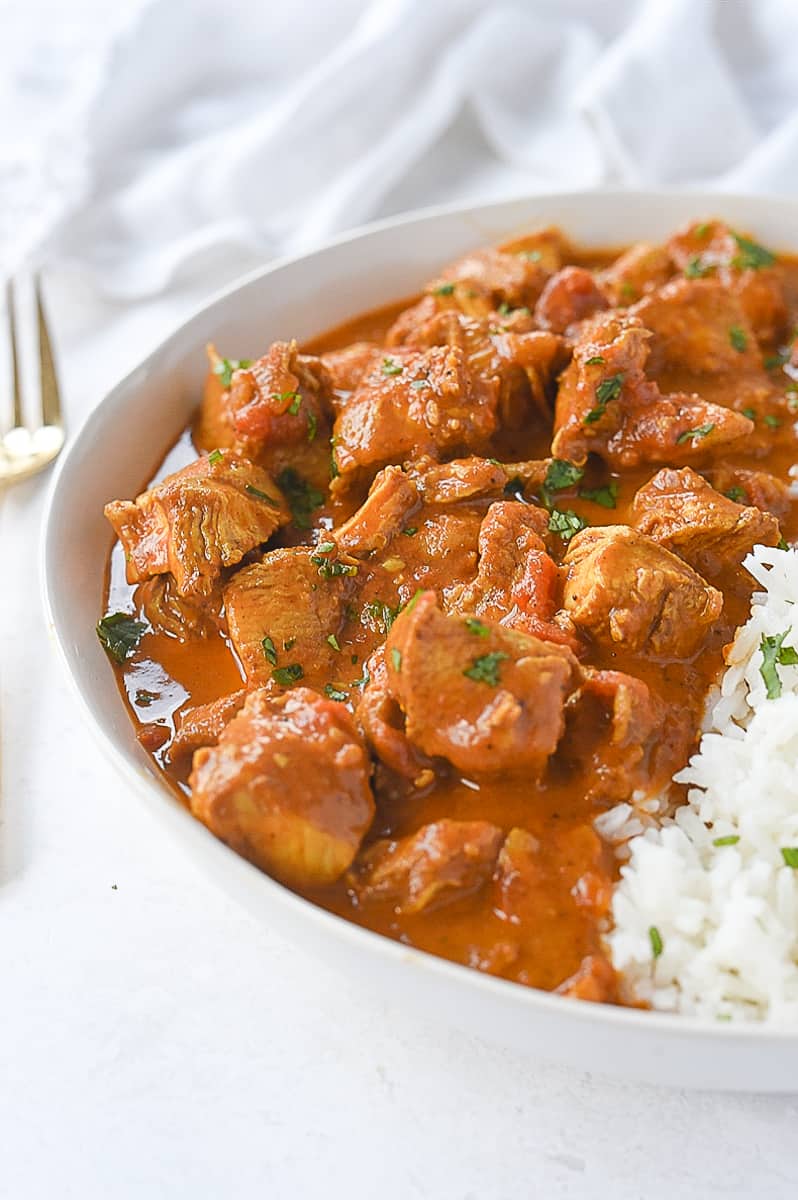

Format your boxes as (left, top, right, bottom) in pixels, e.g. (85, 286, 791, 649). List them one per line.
(1, 277, 64, 487)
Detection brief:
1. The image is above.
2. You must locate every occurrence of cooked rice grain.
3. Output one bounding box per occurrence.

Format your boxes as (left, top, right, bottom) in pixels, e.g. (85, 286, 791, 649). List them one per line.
(608, 546, 798, 1022)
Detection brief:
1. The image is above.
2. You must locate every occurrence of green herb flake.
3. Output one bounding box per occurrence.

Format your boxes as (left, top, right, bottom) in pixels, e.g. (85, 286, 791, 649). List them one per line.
(272, 663, 304, 686)
(276, 467, 324, 529)
(245, 483, 281, 508)
(316, 541, 335, 554)
(724, 486, 747, 504)
(742, 407, 757, 421)
(548, 508, 588, 544)
(676, 423, 715, 446)
(543, 459, 584, 495)
(759, 630, 798, 699)
(778, 537, 790, 551)
(764, 350, 790, 370)
(283, 637, 296, 651)
(648, 926, 664, 959)
(764, 414, 782, 429)
(286, 393, 302, 415)
(261, 635, 277, 666)
(402, 526, 418, 537)
(731, 232, 776, 271)
(694, 222, 710, 239)
(310, 553, 358, 580)
(729, 325, 748, 353)
(585, 355, 605, 365)
(685, 256, 710, 279)
(324, 684, 349, 702)
(464, 650, 509, 687)
(96, 613, 148, 664)
(713, 835, 740, 847)
(134, 689, 159, 708)
(327, 633, 341, 652)
(433, 283, 455, 296)
(405, 588, 424, 613)
(781, 848, 798, 868)
(381, 357, 403, 377)
(351, 662, 371, 689)
(579, 481, 618, 509)
(465, 617, 490, 638)
(390, 647, 402, 672)
(361, 599, 401, 635)
(208, 449, 223, 466)
(307, 410, 318, 442)
(213, 357, 252, 389)
(619, 282, 636, 301)
(584, 373, 624, 424)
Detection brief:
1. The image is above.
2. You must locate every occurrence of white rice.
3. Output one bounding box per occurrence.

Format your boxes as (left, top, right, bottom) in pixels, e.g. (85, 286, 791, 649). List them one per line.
(607, 545, 798, 1023)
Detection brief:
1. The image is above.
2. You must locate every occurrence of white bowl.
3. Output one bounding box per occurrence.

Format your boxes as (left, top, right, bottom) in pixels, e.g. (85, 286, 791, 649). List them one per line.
(42, 189, 798, 1092)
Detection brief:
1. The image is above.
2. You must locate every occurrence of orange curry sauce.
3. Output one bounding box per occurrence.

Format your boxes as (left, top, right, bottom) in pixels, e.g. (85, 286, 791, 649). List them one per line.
(104, 235, 798, 1001)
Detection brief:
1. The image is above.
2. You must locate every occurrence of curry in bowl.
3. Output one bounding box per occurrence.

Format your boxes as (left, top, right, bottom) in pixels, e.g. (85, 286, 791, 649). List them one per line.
(98, 218, 798, 1011)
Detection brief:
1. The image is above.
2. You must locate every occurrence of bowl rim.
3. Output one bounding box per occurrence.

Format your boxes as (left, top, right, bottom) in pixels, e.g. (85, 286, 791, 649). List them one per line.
(41, 185, 798, 1047)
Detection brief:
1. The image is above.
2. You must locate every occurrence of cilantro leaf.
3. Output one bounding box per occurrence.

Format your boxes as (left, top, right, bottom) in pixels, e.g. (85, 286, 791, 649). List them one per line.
(213, 357, 252, 389)
(759, 630, 798, 699)
(276, 467, 324, 529)
(548, 508, 588, 543)
(676, 423, 715, 445)
(579, 481, 618, 509)
(96, 613, 148, 664)
(272, 663, 304, 686)
(584, 373, 623, 424)
(463, 651, 509, 687)
(731, 232, 776, 271)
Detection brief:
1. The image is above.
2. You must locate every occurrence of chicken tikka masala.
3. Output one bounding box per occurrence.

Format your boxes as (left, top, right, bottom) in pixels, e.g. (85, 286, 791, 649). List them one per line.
(99, 218, 798, 1005)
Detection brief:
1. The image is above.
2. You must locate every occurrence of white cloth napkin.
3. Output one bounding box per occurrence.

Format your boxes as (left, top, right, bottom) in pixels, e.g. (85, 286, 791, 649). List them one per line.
(6, 0, 798, 303)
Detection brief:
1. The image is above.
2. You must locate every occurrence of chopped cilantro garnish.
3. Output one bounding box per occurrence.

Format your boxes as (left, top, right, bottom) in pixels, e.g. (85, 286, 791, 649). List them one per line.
(724, 486, 747, 504)
(96, 613, 147, 664)
(276, 467, 324, 529)
(310, 553, 358, 580)
(283, 637, 296, 651)
(713, 835, 740, 847)
(585, 355, 605, 365)
(272, 663, 304, 686)
(245, 483, 281, 507)
(694, 222, 710, 238)
(729, 325, 748, 352)
(207, 449, 223, 466)
(213, 357, 252, 389)
(731, 232, 775, 271)
(781, 848, 798, 868)
(765, 350, 790, 370)
(465, 617, 490, 638)
(584, 373, 623, 424)
(676, 423, 715, 445)
(433, 283, 455, 296)
(402, 526, 418, 536)
(391, 647, 402, 672)
(778, 537, 790, 550)
(285, 393, 302, 414)
(405, 588, 424, 613)
(134, 689, 159, 707)
(742, 407, 757, 422)
(463, 650, 508, 687)
(381, 357, 403, 376)
(261, 635, 277, 666)
(649, 926, 664, 958)
(362, 599, 402, 635)
(619, 282, 636, 301)
(685, 256, 710, 279)
(316, 541, 335, 553)
(543, 459, 584, 496)
(327, 633, 341, 652)
(324, 684, 349, 702)
(351, 662, 371, 689)
(548, 508, 587, 543)
(579, 481, 618, 509)
(307, 410, 318, 442)
(764, 414, 782, 429)
(759, 630, 798, 699)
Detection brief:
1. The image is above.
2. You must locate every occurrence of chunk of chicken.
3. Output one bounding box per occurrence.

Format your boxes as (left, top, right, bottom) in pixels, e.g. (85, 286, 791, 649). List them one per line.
(332, 346, 499, 481)
(562, 526, 723, 657)
(533, 266, 609, 333)
(495, 825, 613, 925)
(667, 219, 788, 345)
(434, 245, 553, 309)
(349, 819, 503, 914)
(105, 451, 289, 598)
(224, 545, 357, 688)
(631, 466, 780, 577)
(136, 575, 224, 640)
(189, 688, 374, 887)
(335, 466, 420, 557)
(355, 648, 435, 783)
(228, 339, 333, 450)
(552, 312, 753, 468)
(170, 690, 247, 759)
(705, 465, 792, 521)
(383, 591, 580, 776)
(408, 455, 508, 504)
(556, 955, 618, 1003)
(447, 501, 573, 646)
(599, 241, 673, 306)
(320, 342, 380, 393)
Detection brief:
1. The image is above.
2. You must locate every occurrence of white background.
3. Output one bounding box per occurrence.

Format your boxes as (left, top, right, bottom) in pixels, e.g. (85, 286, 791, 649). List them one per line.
(4, 1, 798, 1196)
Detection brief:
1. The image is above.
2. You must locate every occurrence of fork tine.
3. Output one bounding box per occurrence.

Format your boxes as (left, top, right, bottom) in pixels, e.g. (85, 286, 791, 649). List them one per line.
(36, 275, 62, 429)
(6, 278, 23, 429)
